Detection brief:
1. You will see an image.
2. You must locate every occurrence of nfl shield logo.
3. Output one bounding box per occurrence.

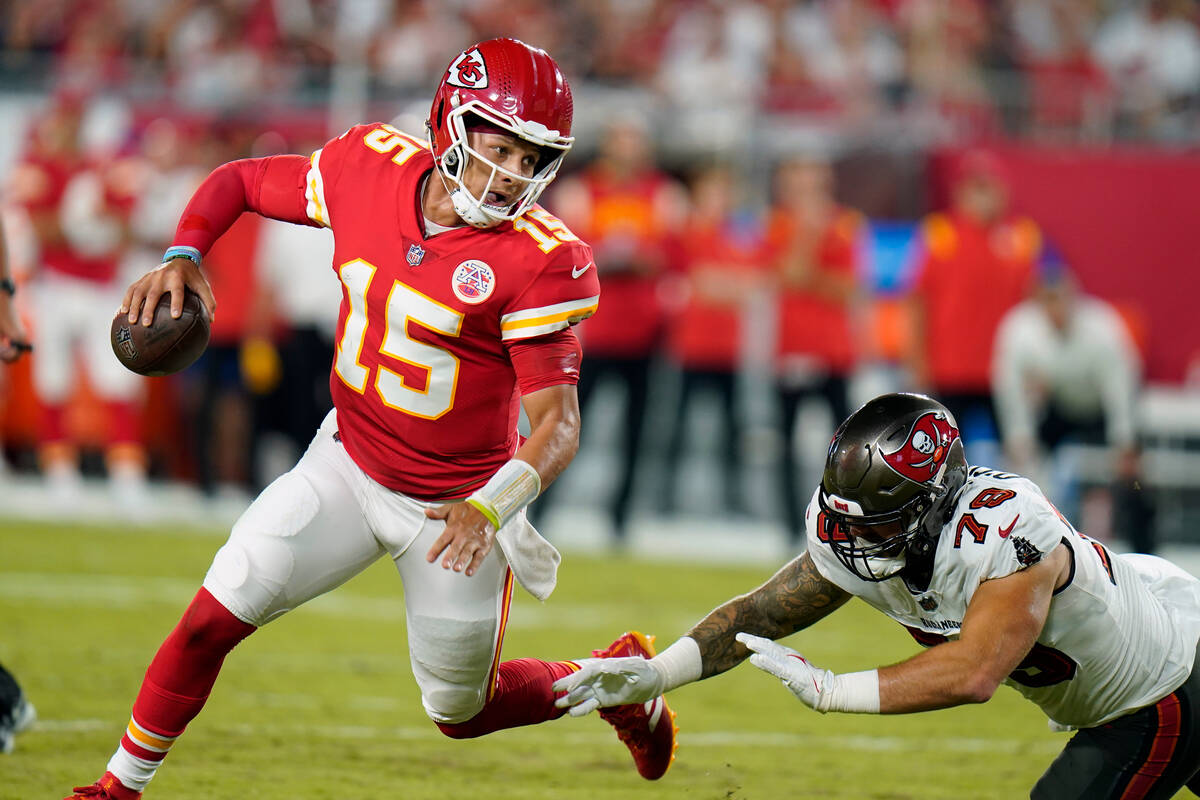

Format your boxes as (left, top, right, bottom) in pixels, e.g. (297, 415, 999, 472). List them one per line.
(406, 243, 425, 267)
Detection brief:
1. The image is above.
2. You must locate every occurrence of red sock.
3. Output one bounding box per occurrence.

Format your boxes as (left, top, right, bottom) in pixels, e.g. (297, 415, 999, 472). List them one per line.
(104, 400, 142, 448)
(436, 658, 577, 739)
(121, 588, 255, 759)
(40, 403, 68, 444)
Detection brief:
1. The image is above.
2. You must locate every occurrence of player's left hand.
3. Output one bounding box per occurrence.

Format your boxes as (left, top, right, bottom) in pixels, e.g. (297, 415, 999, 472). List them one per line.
(424, 501, 495, 577)
(736, 632, 833, 712)
(551, 656, 665, 717)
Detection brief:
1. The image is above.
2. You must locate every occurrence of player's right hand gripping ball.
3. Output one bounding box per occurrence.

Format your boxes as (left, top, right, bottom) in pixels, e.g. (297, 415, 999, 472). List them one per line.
(110, 290, 210, 376)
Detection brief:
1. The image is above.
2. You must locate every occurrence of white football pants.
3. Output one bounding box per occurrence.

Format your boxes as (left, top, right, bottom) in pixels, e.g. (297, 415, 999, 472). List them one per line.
(202, 409, 514, 724)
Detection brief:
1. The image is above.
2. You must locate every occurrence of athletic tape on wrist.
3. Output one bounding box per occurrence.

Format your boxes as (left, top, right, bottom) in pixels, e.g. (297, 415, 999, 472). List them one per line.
(819, 669, 880, 714)
(650, 636, 703, 693)
(163, 245, 202, 266)
(466, 458, 541, 531)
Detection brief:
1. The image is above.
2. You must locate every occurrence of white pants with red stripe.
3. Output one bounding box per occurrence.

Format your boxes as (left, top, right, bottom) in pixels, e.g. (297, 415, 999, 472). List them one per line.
(202, 408, 514, 724)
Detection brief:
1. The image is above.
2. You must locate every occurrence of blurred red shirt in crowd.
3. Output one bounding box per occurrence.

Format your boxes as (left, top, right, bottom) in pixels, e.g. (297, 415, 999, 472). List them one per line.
(668, 164, 767, 371)
(9, 96, 129, 284)
(907, 150, 1041, 395)
(550, 116, 685, 360)
(765, 158, 863, 378)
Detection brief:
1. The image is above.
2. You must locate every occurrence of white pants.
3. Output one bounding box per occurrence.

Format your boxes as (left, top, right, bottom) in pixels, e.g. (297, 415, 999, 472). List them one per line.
(202, 409, 514, 724)
(31, 271, 142, 403)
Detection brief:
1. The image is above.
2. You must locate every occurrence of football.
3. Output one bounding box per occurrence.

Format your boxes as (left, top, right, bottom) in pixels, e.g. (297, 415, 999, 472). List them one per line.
(110, 289, 210, 376)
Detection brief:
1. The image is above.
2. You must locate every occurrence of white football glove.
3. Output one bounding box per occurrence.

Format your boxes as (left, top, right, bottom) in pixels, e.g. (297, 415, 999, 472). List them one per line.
(552, 656, 666, 717)
(737, 632, 835, 712)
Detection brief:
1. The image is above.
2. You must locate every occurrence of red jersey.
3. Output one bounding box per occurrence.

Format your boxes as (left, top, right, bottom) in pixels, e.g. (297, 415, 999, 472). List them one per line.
(307, 125, 598, 498)
(568, 169, 678, 357)
(913, 211, 1039, 391)
(766, 206, 862, 374)
(10, 155, 123, 283)
(668, 216, 767, 370)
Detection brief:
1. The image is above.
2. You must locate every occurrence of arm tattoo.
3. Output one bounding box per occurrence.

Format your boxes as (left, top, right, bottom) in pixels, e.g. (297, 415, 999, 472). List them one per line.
(688, 553, 851, 678)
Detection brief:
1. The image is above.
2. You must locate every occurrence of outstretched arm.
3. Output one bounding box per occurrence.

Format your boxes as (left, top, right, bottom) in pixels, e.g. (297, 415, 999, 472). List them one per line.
(553, 553, 852, 714)
(743, 543, 1069, 715)
(874, 543, 1066, 712)
(121, 155, 316, 324)
(689, 552, 851, 678)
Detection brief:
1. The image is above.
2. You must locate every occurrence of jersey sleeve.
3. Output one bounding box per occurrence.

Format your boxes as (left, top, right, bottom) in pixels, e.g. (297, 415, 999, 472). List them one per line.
(505, 327, 583, 394)
(969, 479, 1068, 582)
(172, 156, 317, 256)
(500, 238, 600, 342)
(300, 125, 364, 230)
(302, 123, 428, 230)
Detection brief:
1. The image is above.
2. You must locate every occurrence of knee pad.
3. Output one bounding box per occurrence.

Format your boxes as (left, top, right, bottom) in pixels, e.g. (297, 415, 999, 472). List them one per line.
(407, 614, 497, 724)
(203, 538, 296, 627)
(202, 473, 320, 625)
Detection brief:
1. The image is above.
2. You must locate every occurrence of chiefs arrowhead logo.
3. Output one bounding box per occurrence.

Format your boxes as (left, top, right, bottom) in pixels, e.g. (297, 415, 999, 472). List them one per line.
(447, 48, 488, 89)
(882, 411, 960, 484)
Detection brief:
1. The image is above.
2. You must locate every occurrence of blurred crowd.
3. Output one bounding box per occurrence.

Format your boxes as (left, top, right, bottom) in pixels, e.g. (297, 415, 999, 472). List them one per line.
(0, 0, 1191, 549)
(1, 0, 1199, 142)
(0, 96, 1158, 552)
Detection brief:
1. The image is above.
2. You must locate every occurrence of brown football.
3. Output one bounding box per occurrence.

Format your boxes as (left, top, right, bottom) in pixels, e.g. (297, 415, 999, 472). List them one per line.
(110, 289, 210, 376)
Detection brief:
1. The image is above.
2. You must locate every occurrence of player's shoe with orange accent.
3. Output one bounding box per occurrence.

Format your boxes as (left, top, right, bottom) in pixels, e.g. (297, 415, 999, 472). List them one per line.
(592, 631, 678, 780)
(65, 772, 142, 800)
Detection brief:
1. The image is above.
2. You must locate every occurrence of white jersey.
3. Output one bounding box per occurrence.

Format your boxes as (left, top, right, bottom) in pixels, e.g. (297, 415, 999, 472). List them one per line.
(806, 466, 1200, 728)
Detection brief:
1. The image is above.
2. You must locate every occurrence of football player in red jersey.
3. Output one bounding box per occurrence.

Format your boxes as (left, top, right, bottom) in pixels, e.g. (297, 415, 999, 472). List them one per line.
(67, 39, 676, 800)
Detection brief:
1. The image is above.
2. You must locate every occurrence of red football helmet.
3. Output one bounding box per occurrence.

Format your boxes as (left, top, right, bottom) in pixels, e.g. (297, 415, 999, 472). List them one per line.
(427, 38, 574, 227)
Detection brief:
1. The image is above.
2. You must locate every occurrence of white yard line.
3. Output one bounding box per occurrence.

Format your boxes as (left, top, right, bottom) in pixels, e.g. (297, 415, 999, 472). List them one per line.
(31, 717, 1060, 752)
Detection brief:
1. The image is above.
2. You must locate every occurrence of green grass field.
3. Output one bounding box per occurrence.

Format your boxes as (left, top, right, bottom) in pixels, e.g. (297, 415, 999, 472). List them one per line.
(0, 518, 1160, 799)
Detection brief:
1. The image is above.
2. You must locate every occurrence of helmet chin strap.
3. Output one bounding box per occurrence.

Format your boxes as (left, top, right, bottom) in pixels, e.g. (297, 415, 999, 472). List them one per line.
(901, 532, 938, 593)
(450, 186, 495, 228)
(432, 148, 502, 228)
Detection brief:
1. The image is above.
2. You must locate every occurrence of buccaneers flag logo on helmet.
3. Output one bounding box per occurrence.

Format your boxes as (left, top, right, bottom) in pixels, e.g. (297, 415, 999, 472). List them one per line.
(882, 411, 960, 484)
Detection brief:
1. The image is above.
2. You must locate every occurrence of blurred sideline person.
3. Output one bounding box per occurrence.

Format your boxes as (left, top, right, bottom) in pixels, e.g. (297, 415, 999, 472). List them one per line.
(993, 249, 1152, 551)
(183, 128, 267, 499)
(555, 393, 1200, 799)
(11, 95, 148, 507)
(0, 197, 37, 754)
(533, 112, 687, 542)
(662, 163, 765, 517)
(66, 39, 676, 800)
(0, 197, 34, 466)
(905, 150, 1040, 457)
(250, 215, 338, 475)
(765, 155, 865, 544)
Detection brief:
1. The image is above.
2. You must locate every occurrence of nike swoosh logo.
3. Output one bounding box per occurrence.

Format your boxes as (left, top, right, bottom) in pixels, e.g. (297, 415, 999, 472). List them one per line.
(999, 515, 1020, 538)
(571, 261, 593, 279)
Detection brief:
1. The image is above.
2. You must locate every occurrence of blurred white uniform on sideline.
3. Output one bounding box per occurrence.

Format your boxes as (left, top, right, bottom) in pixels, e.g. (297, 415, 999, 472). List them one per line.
(992, 295, 1140, 457)
(32, 169, 141, 407)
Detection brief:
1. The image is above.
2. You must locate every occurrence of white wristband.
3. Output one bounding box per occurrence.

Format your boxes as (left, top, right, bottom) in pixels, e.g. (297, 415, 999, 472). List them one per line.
(466, 458, 541, 530)
(648, 636, 703, 693)
(818, 669, 880, 714)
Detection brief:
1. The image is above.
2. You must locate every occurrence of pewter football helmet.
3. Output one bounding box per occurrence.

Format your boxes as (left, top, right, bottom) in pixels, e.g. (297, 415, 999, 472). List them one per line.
(818, 393, 967, 582)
